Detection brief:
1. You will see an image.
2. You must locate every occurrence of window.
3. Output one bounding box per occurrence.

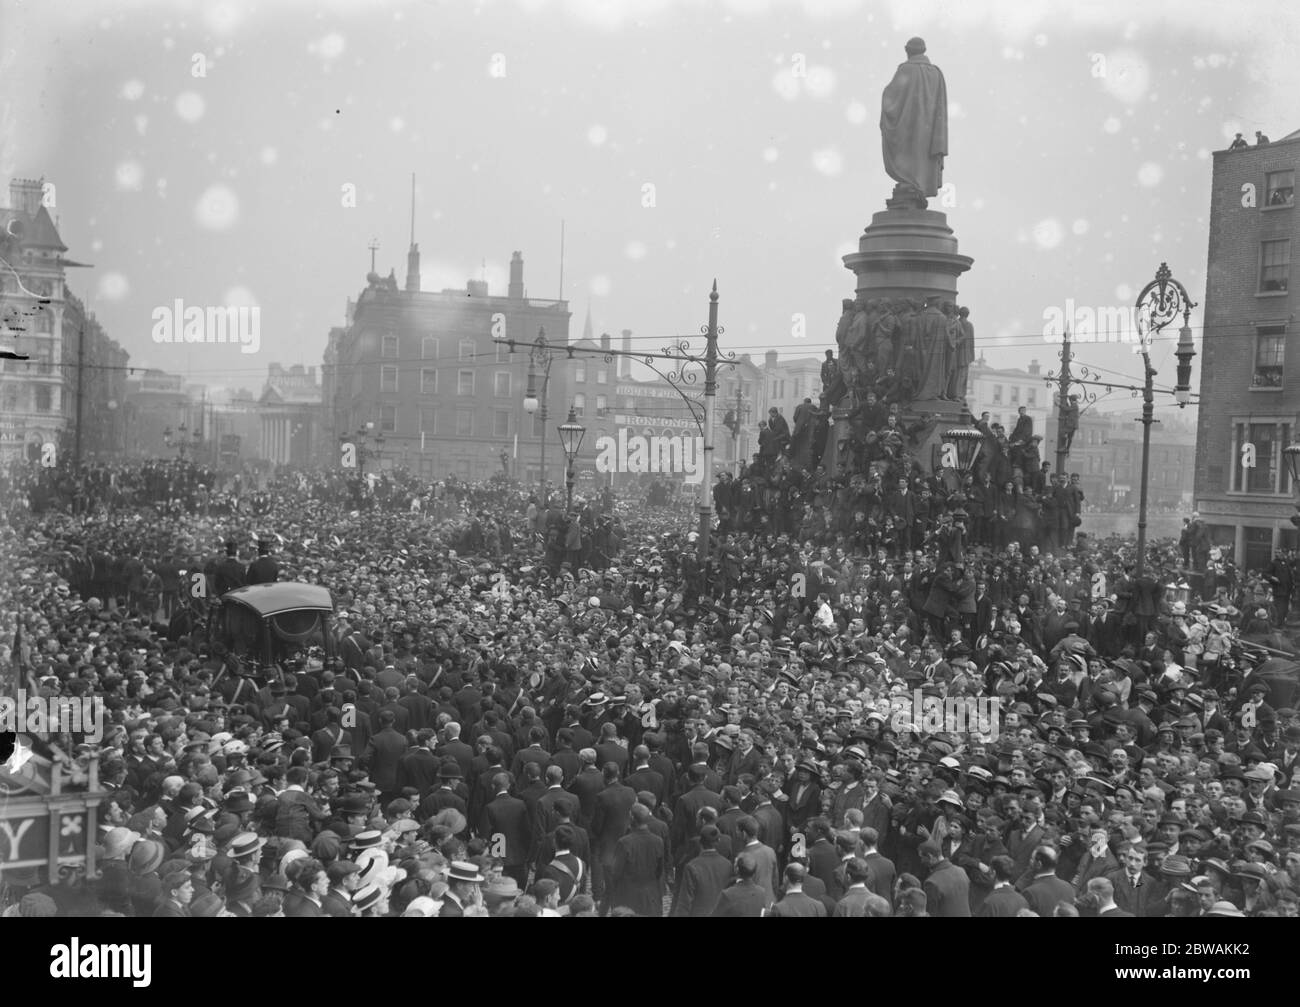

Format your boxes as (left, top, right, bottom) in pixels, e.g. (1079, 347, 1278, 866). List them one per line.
(380, 405, 397, 432)
(458, 339, 476, 362)
(458, 370, 474, 396)
(992, 384, 1003, 404)
(1253, 326, 1285, 387)
(575, 364, 586, 383)
(595, 394, 608, 416)
(422, 336, 439, 359)
(421, 368, 438, 394)
(381, 365, 398, 394)
(420, 406, 437, 433)
(1267, 169, 1295, 207)
(1231, 420, 1291, 493)
(573, 393, 586, 417)
(456, 410, 473, 437)
(382, 334, 399, 358)
(1027, 388, 1037, 407)
(1261, 239, 1290, 292)
(1010, 386, 1020, 405)
(34, 384, 51, 412)
(496, 342, 511, 363)
(493, 410, 510, 437)
(794, 379, 802, 399)
(596, 367, 608, 384)
(494, 371, 511, 397)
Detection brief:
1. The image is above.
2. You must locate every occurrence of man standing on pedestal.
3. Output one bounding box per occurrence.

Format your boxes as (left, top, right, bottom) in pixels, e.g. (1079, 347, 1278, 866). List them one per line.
(880, 38, 948, 209)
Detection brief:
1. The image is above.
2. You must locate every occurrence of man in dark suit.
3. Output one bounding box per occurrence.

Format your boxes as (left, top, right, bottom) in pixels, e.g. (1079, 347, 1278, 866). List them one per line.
(1106, 843, 1158, 917)
(802, 817, 838, 888)
(594, 723, 630, 776)
(214, 540, 247, 595)
(244, 538, 279, 584)
(567, 750, 607, 831)
(548, 730, 583, 786)
(921, 840, 971, 917)
(481, 772, 533, 887)
(1089, 876, 1134, 917)
(395, 730, 440, 798)
(671, 765, 723, 853)
(435, 723, 475, 779)
(625, 746, 667, 807)
(711, 853, 771, 917)
(418, 761, 469, 824)
(153, 871, 194, 917)
(672, 825, 734, 917)
(768, 863, 828, 917)
(751, 781, 786, 863)
(833, 858, 876, 916)
(607, 804, 665, 916)
(360, 709, 408, 804)
(538, 824, 588, 905)
(590, 763, 637, 907)
(860, 827, 896, 902)
(1022, 846, 1075, 917)
(283, 860, 329, 918)
(534, 767, 573, 838)
(321, 861, 360, 917)
(645, 734, 678, 806)
(511, 726, 553, 781)
(977, 856, 1030, 916)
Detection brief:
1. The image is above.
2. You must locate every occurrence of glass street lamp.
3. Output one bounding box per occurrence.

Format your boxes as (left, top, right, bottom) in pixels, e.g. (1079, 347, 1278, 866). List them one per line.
(944, 427, 984, 476)
(558, 405, 587, 511)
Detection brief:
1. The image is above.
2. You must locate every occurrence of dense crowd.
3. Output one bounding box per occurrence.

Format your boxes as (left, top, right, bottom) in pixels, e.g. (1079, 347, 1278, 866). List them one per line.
(1, 445, 1298, 920)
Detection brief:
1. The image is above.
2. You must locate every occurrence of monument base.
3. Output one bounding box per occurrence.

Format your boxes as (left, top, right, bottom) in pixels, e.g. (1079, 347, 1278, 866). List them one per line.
(842, 208, 972, 302)
(900, 398, 974, 473)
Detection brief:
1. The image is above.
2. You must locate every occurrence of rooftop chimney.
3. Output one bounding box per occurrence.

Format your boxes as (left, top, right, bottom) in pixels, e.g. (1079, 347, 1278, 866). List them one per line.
(764, 349, 778, 368)
(405, 173, 420, 292)
(620, 329, 632, 378)
(466, 279, 489, 297)
(600, 331, 611, 353)
(508, 251, 524, 300)
(8, 178, 42, 216)
(1027, 359, 1040, 376)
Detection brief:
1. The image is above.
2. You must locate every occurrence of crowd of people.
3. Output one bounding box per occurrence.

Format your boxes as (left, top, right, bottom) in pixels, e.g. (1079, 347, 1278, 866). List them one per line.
(1, 443, 1298, 920)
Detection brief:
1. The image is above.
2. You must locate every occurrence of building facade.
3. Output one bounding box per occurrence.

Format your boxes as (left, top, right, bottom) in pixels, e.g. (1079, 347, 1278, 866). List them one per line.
(62, 291, 130, 461)
(122, 369, 195, 459)
(1193, 127, 1300, 570)
(323, 248, 572, 483)
(0, 178, 77, 461)
(259, 363, 321, 468)
(965, 357, 1051, 440)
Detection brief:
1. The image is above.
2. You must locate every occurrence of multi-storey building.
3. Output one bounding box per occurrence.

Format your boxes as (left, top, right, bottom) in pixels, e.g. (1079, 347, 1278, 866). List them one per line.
(0, 178, 76, 461)
(62, 291, 130, 460)
(323, 244, 572, 483)
(965, 356, 1051, 439)
(1193, 127, 1300, 569)
(258, 363, 321, 468)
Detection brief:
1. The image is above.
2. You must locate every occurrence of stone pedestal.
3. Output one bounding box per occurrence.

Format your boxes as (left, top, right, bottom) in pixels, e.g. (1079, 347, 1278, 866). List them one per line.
(819, 404, 856, 477)
(842, 208, 972, 302)
(831, 206, 978, 471)
(901, 398, 974, 471)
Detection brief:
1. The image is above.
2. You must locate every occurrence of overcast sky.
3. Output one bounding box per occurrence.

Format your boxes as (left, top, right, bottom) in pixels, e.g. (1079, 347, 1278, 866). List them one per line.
(3, 0, 1297, 404)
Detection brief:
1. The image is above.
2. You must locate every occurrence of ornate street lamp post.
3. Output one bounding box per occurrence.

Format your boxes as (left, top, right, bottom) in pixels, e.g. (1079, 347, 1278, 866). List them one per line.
(1134, 263, 1196, 577)
(557, 405, 587, 512)
(521, 329, 555, 507)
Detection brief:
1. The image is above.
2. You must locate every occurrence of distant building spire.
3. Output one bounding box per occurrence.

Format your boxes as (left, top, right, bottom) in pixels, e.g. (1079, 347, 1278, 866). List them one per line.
(582, 303, 594, 343)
